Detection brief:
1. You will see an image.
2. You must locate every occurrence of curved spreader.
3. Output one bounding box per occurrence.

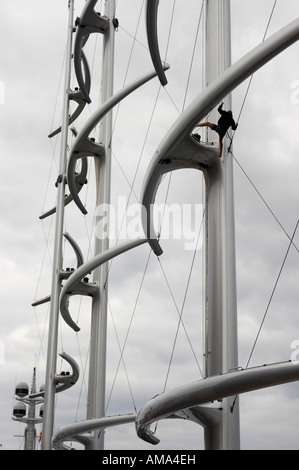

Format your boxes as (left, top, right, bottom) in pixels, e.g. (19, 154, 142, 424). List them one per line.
(60, 279, 99, 333)
(60, 232, 84, 278)
(67, 137, 104, 215)
(142, 136, 218, 256)
(74, 0, 109, 103)
(48, 52, 91, 138)
(52, 413, 137, 449)
(146, 0, 168, 86)
(32, 232, 85, 307)
(28, 351, 80, 398)
(39, 157, 88, 220)
(136, 361, 299, 445)
(141, 16, 299, 256)
(59, 238, 147, 332)
(67, 66, 170, 215)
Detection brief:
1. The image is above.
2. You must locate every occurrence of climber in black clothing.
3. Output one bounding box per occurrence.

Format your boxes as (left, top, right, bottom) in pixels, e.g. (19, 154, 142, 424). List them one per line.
(195, 102, 238, 157)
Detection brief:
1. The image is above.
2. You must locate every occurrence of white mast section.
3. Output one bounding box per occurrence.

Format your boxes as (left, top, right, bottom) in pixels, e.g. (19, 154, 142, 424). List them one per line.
(85, 0, 115, 450)
(204, 0, 239, 449)
(41, 0, 75, 450)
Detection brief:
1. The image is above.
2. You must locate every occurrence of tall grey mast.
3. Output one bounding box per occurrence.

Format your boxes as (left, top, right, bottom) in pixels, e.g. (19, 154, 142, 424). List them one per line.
(204, 0, 240, 449)
(41, 0, 75, 450)
(86, 0, 115, 450)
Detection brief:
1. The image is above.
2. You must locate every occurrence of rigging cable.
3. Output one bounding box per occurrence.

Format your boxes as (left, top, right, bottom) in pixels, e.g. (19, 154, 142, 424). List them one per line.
(105, 247, 153, 414)
(152, 215, 205, 437)
(246, 218, 299, 368)
(229, 150, 299, 367)
(158, 226, 205, 390)
(228, 0, 278, 153)
(106, 300, 138, 412)
(231, 151, 299, 253)
(74, 335, 90, 422)
(110, 0, 146, 141)
(181, 0, 204, 113)
(154, 0, 206, 389)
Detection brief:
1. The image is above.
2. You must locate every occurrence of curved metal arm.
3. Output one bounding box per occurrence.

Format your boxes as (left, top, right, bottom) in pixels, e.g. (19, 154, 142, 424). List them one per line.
(28, 351, 80, 398)
(141, 17, 299, 256)
(60, 280, 99, 332)
(62, 232, 84, 268)
(67, 65, 170, 214)
(52, 413, 136, 448)
(54, 351, 80, 393)
(60, 238, 147, 331)
(74, 0, 109, 103)
(48, 51, 91, 138)
(39, 157, 88, 220)
(32, 232, 85, 306)
(136, 361, 299, 444)
(73, 33, 92, 104)
(67, 139, 104, 215)
(142, 138, 217, 256)
(146, 0, 168, 86)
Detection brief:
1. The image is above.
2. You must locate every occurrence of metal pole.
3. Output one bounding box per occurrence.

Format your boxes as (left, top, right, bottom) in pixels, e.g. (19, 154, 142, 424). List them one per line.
(24, 368, 37, 450)
(85, 0, 115, 450)
(204, 0, 240, 449)
(221, 1, 240, 449)
(41, 0, 74, 450)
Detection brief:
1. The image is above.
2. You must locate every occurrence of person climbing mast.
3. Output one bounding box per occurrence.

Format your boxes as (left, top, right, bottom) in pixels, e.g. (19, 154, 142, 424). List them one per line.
(194, 102, 238, 157)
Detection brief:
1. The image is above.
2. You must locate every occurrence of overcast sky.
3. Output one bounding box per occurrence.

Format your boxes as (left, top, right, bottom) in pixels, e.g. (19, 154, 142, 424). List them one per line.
(1, 0, 299, 450)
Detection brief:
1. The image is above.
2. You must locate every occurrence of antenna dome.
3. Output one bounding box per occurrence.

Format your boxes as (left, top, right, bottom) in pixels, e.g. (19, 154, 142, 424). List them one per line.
(13, 402, 26, 418)
(15, 382, 29, 397)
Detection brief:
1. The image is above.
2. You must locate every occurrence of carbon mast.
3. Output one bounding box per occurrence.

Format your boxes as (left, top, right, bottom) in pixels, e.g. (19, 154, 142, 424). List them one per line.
(85, 0, 116, 450)
(41, 0, 75, 450)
